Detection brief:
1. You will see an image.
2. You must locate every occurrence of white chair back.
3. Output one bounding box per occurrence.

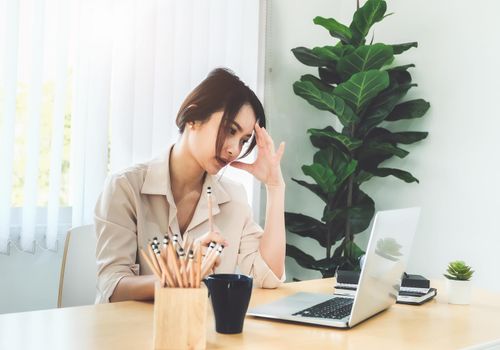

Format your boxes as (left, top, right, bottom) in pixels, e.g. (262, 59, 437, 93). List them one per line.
(58, 225, 97, 308)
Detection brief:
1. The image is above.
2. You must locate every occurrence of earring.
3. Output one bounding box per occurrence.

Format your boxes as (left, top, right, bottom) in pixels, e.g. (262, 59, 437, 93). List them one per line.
(188, 122, 194, 129)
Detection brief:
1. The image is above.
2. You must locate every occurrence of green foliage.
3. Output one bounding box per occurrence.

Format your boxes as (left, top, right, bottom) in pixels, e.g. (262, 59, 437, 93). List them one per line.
(444, 261, 474, 281)
(286, 0, 429, 278)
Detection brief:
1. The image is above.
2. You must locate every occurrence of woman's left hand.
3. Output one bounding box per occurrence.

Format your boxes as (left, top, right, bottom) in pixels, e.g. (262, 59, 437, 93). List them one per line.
(230, 123, 285, 188)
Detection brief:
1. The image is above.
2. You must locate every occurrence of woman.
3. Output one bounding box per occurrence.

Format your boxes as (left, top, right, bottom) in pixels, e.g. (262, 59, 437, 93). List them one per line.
(95, 68, 286, 303)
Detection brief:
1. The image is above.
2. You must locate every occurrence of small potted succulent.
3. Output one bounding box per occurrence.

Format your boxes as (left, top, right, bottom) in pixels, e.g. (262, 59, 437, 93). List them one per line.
(444, 260, 474, 304)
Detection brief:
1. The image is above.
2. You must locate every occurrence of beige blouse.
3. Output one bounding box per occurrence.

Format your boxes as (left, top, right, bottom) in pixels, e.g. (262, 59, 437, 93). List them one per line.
(94, 146, 285, 303)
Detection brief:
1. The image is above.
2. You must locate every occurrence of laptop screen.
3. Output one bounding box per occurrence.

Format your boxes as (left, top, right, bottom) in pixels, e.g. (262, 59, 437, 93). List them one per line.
(348, 207, 420, 327)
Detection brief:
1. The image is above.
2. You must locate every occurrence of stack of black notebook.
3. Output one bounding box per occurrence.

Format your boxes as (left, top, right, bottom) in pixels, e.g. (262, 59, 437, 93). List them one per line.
(334, 270, 437, 305)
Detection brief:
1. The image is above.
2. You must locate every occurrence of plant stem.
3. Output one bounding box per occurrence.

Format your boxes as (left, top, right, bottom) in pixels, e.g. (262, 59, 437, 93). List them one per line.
(357, 0, 360, 10)
(345, 123, 356, 256)
(326, 225, 332, 259)
(346, 175, 353, 240)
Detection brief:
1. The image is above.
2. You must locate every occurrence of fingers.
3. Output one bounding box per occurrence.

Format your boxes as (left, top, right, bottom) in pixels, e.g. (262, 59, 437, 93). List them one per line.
(276, 141, 286, 161)
(262, 128, 275, 153)
(255, 122, 282, 157)
(254, 122, 265, 149)
(213, 256, 221, 268)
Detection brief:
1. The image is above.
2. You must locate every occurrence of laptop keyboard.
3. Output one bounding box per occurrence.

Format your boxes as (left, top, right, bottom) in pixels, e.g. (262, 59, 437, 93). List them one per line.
(292, 297, 354, 319)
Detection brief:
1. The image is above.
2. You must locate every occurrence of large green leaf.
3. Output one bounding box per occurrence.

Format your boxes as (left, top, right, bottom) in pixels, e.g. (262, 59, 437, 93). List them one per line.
(313, 147, 335, 168)
(319, 66, 343, 84)
(286, 244, 317, 270)
(329, 144, 357, 178)
(311, 46, 343, 62)
(355, 170, 374, 184)
(370, 168, 419, 183)
(386, 64, 415, 75)
(389, 131, 428, 144)
(291, 178, 328, 203)
(360, 140, 409, 158)
(386, 99, 430, 121)
(292, 46, 351, 67)
(325, 188, 375, 234)
(337, 43, 394, 79)
(357, 140, 409, 170)
(358, 129, 426, 172)
(285, 212, 328, 247)
(308, 127, 362, 151)
(349, 0, 387, 45)
(392, 42, 418, 54)
(291, 47, 330, 67)
(302, 163, 337, 193)
(320, 44, 356, 59)
(313, 148, 358, 194)
(313, 147, 358, 196)
(357, 88, 413, 137)
(357, 154, 392, 172)
(293, 80, 359, 126)
(313, 16, 353, 43)
(367, 128, 428, 145)
(333, 70, 389, 114)
(372, 65, 415, 107)
(286, 244, 339, 276)
(357, 65, 416, 136)
(300, 74, 334, 94)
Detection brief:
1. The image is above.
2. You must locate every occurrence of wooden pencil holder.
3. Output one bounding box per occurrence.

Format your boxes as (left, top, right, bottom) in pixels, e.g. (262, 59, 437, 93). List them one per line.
(153, 282, 208, 350)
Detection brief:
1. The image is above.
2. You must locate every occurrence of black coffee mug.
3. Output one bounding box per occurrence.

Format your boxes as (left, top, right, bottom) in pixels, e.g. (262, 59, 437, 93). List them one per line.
(204, 274, 253, 334)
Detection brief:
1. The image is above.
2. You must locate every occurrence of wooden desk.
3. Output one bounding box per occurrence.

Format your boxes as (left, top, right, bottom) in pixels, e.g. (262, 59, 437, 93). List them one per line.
(1, 278, 500, 349)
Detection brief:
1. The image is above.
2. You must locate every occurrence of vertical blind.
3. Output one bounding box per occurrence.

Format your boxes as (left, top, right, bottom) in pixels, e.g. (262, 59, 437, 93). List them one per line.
(0, 0, 265, 254)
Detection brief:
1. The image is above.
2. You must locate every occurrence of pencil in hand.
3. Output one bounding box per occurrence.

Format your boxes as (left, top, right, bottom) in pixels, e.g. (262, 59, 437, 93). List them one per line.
(207, 186, 214, 233)
(147, 228, 226, 289)
(201, 244, 224, 279)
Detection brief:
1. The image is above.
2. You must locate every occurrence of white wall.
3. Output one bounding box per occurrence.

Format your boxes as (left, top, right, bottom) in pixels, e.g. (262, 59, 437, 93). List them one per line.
(265, 0, 500, 291)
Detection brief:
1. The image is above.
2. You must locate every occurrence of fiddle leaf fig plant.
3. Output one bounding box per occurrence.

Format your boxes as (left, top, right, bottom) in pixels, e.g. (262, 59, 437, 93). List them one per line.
(285, 0, 430, 277)
(444, 261, 474, 281)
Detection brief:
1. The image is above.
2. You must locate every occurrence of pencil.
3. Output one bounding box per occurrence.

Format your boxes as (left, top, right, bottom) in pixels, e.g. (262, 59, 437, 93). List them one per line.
(201, 245, 224, 279)
(195, 241, 202, 288)
(171, 245, 184, 288)
(178, 247, 189, 287)
(147, 241, 162, 276)
(140, 248, 161, 280)
(172, 233, 179, 250)
(187, 249, 195, 288)
(166, 237, 181, 287)
(153, 246, 176, 288)
(161, 234, 169, 260)
(151, 244, 167, 287)
(207, 186, 214, 233)
(202, 241, 216, 268)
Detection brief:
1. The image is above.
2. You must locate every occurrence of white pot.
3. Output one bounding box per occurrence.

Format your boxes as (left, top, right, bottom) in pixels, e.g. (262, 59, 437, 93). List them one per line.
(446, 279, 472, 305)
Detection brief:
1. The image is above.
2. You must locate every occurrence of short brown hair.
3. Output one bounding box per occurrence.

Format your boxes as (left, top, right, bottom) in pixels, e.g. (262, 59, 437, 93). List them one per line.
(176, 68, 266, 159)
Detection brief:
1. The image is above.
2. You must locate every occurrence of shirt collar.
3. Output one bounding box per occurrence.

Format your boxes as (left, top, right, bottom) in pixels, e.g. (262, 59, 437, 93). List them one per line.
(141, 144, 231, 230)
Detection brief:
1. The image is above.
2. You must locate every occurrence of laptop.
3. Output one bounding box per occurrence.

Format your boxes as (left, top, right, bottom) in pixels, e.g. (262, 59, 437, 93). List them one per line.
(247, 207, 421, 328)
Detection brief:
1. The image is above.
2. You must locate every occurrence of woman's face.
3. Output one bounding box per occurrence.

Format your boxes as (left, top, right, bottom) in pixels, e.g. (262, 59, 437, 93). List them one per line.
(188, 104, 256, 175)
